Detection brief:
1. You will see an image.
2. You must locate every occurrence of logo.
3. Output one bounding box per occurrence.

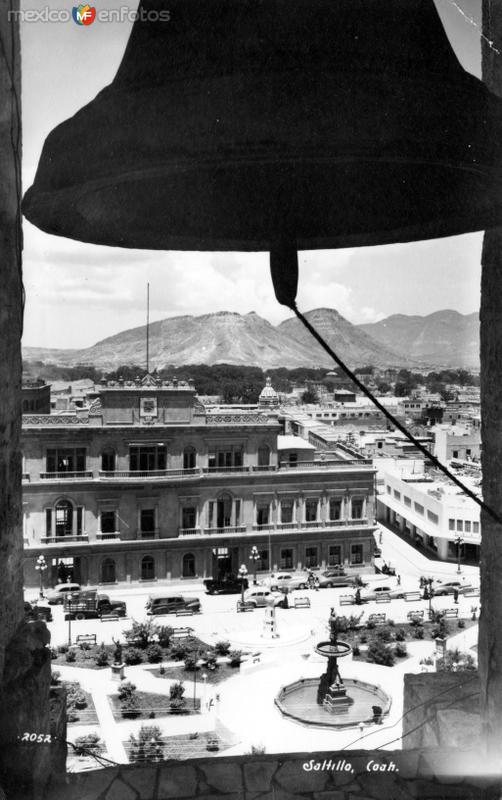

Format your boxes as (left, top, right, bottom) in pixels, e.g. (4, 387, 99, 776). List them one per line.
(72, 4, 96, 24)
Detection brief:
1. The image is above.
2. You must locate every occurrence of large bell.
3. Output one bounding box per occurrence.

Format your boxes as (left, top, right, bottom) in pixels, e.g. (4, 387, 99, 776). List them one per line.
(23, 0, 502, 253)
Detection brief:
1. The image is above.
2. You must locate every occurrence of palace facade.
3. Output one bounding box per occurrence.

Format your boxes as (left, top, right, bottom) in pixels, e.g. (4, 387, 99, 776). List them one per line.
(22, 376, 376, 588)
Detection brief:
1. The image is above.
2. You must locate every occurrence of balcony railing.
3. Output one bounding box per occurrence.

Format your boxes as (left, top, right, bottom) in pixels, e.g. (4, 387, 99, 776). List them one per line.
(40, 535, 89, 544)
(40, 471, 93, 480)
(203, 525, 247, 535)
(252, 523, 275, 531)
(138, 531, 159, 539)
(99, 468, 200, 479)
(178, 527, 202, 537)
(202, 466, 249, 474)
(278, 459, 372, 470)
(96, 531, 121, 540)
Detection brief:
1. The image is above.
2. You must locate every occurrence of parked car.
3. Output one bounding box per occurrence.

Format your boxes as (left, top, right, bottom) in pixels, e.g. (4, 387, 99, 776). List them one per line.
(64, 591, 127, 620)
(317, 570, 359, 589)
(24, 600, 53, 622)
(243, 588, 286, 608)
(268, 572, 310, 592)
(46, 582, 81, 605)
(358, 583, 405, 602)
(146, 594, 201, 615)
(203, 575, 249, 594)
(431, 580, 476, 596)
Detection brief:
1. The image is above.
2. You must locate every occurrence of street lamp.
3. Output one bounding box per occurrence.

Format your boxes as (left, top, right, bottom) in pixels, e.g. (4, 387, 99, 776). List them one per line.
(238, 564, 248, 602)
(202, 672, 208, 712)
(35, 554, 47, 600)
(249, 546, 260, 585)
(424, 577, 434, 619)
(455, 536, 464, 574)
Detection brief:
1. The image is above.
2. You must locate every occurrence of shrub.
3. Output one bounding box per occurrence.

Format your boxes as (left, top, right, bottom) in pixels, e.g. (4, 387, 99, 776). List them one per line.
(347, 612, 364, 630)
(184, 653, 199, 671)
(229, 649, 242, 667)
(146, 644, 163, 663)
(249, 744, 266, 754)
(169, 681, 188, 714)
(366, 620, 376, 630)
(121, 695, 141, 719)
(409, 616, 423, 628)
(65, 650, 76, 663)
(149, 711, 156, 719)
(159, 665, 165, 675)
(73, 733, 103, 756)
(129, 725, 164, 763)
(156, 625, 174, 648)
(50, 647, 58, 659)
(458, 619, 466, 629)
(95, 644, 109, 667)
(74, 691, 88, 709)
(394, 643, 408, 658)
(366, 639, 395, 666)
(376, 627, 393, 643)
(352, 644, 360, 656)
(387, 619, 395, 627)
(214, 640, 231, 656)
(204, 650, 218, 670)
(123, 619, 158, 649)
(395, 628, 407, 642)
(124, 647, 143, 665)
(170, 637, 199, 661)
(118, 681, 137, 702)
(51, 671, 61, 686)
(79, 641, 91, 652)
(359, 633, 368, 644)
(57, 644, 69, 654)
(437, 649, 476, 672)
(412, 626, 425, 640)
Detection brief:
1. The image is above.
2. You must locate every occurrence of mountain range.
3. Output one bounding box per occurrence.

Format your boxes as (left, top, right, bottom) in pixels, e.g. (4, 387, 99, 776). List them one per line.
(22, 308, 479, 370)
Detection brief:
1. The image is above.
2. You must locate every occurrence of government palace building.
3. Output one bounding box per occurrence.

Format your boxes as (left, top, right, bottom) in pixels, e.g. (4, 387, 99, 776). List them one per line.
(21, 375, 376, 588)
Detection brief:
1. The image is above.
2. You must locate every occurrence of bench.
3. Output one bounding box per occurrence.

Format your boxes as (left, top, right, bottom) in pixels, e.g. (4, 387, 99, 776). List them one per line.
(294, 597, 311, 609)
(375, 593, 391, 603)
(175, 609, 194, 617)
(404, 591, 423, 602)
(407, 609, 424, 622)
(76, 634, 97, 646)
(443, 608, 459, 619)
(171, 627, 194, 639)
(339, 595, 355, 606)
(236, 601, 255, 612)
(252, 651, 261, 664)
(368, 613, 386, 625)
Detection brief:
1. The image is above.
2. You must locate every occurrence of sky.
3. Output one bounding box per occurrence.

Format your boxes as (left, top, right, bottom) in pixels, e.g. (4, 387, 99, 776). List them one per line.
(20, 0, 485, 349)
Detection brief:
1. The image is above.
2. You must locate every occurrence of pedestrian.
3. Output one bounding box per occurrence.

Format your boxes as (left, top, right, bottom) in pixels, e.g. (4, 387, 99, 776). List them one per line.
(453, 588, 459, 604)
(355, 588, 362, 605)
(397, 574, 401, 586)
(308, 572, 315, 590)
(379, 531, 383, 545)
(314, 576, 320, 592)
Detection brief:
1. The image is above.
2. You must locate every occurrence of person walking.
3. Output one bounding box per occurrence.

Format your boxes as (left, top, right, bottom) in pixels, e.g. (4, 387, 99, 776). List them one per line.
(453, 588, 459, 604)
(397, 574, 401, 586)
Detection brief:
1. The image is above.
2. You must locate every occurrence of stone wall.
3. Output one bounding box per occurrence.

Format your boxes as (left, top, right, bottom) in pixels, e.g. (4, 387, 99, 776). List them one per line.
(45, 750, 501, 800)
(403, 673, 481, 750)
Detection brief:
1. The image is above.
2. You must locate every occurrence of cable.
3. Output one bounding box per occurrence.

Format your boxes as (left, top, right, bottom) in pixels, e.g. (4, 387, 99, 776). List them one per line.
(287, 300, 502, 526)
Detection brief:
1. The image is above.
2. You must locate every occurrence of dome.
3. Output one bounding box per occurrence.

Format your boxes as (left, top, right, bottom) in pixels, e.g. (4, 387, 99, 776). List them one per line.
(259, 377, 279, 406)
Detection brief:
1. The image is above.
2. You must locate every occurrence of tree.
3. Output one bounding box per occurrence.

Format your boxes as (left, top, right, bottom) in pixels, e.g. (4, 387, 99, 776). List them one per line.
(301, 390, 317, 404)
(128, 725, 164, 763)
(123, 619, 158, 649)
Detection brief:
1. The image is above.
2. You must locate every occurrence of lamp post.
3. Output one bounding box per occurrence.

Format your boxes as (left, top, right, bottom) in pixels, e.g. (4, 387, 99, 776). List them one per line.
(35, 554, 47, 600)
(455, 536, 464, 574)
(425, 577, 434, 619)
(202, 672, 208, 712)
(249, 546, 260, 585)
(238, 563, 248, 602)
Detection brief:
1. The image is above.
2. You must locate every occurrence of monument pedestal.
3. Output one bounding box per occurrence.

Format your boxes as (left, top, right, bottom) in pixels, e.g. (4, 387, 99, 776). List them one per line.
(111, 663, 125, 681)
(323, 681, 353, 713)
(262, 601, 280, 639)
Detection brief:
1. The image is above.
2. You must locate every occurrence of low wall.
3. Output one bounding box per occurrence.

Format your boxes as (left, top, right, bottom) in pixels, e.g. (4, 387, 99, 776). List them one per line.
(45, 749, 500, 800)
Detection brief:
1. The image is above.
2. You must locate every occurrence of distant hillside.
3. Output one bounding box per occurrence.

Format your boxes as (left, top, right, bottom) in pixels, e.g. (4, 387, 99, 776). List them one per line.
(278, 308, 412, 369)
(23, 308, 476, 370)
(358, 310, 479, 368)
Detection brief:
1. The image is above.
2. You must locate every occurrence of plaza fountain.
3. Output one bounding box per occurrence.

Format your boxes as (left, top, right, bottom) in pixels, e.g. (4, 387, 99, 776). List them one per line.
(275, 608, 391, 728)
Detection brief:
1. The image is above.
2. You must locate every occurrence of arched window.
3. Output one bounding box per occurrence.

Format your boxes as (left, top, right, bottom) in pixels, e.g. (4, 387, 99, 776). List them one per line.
(182, 553, 195, 578)
(183, 446, 196, 470)
(101, 448, 116, 472)
(257, 444, 270, 467)
(101, 557, 116, 583)
(141, 555, 155, 580)
(55, 500, 73, 537)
